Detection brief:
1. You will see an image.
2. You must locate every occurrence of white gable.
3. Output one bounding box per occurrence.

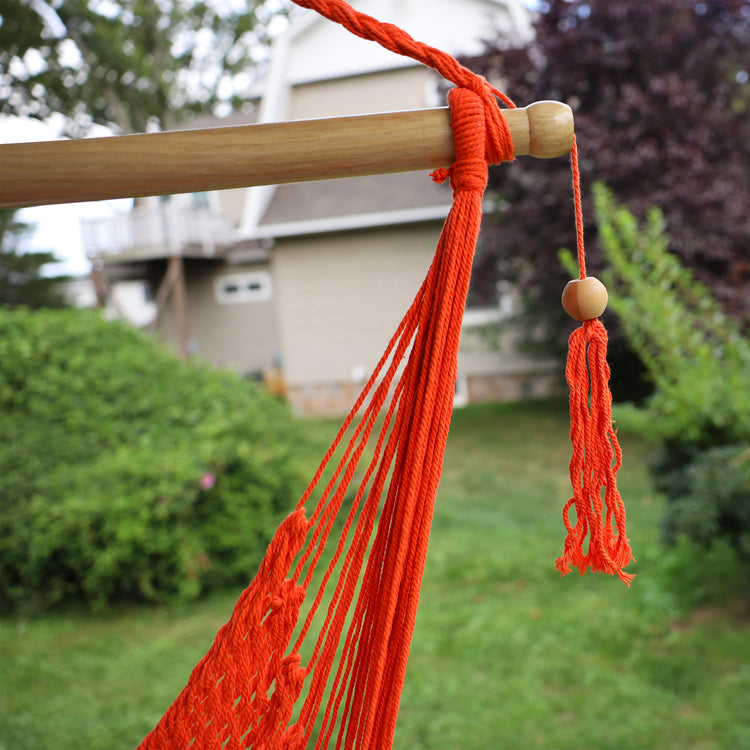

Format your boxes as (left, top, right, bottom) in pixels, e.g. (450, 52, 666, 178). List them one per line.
(239, 0, 531, 238)
(283, 0, 531, 85)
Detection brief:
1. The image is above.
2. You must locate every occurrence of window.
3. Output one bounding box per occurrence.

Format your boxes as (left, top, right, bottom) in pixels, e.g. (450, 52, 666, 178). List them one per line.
(214, 271, 272, 305)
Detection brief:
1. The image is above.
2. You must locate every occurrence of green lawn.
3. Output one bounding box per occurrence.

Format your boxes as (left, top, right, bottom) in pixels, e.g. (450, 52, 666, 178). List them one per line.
(2, 400, 749, 749)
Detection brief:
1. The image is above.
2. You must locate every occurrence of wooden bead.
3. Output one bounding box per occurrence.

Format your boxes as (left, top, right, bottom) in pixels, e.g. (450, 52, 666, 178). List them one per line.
(561, 277, 608, 321)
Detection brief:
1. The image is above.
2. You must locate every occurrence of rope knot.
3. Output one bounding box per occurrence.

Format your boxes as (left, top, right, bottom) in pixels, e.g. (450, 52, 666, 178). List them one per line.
(436, 86, 514, 197)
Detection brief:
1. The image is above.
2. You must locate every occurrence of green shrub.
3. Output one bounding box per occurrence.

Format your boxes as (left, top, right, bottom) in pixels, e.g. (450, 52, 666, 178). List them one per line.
(654, 445, 750, 561)
(562, 184, 750, 567)
(592, 184, 750, 444)
(0, 308, 314, 614)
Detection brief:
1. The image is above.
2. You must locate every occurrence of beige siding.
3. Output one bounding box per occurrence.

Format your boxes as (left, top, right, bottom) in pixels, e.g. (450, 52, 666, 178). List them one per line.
(289, 67, 436, 120)
(273, 224, 438, 387)
(160, 261, 278, 374)
(272, 225, 563, 415)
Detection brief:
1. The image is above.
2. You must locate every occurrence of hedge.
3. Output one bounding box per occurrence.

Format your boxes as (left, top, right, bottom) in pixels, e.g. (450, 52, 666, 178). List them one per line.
(0, 308, 314, 613)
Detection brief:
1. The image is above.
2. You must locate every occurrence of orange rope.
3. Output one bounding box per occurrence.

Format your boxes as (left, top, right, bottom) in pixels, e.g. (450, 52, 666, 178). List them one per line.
(137, 2, 631, 747)
(555, 139, 634, 585)
(137, 4, 515, 749)
(570, 137, 587, 279)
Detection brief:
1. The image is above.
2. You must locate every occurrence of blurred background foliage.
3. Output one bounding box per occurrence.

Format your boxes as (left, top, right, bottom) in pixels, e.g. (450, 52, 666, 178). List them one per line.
(0, 308, 316, 615)
(0, 208, 70, 309)
(0, 0, 291, 135)
(470, 0, 750, 380)
(0, 0, 305, 616)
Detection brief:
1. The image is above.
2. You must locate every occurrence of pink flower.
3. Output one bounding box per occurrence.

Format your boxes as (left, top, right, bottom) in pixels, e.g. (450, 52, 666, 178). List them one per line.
(199, 472, 216, 490)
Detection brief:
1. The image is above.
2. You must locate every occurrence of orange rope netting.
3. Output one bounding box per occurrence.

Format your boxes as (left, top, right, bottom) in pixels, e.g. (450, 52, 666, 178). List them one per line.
(137, 1, 631, 747)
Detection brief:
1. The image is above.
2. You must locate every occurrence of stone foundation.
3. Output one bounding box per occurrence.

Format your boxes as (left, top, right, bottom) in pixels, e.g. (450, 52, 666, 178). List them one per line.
(285, 369, 564, 418)
(466, 371, 564, 404)
(285, 381, 365, 418)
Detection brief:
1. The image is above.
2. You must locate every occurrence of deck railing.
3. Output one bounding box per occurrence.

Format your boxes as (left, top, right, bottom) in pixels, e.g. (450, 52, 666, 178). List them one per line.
(82, 204, 235, 259)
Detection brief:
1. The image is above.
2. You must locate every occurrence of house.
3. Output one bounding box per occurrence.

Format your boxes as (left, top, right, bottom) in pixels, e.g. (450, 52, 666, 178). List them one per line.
(83, 0, 561, 416)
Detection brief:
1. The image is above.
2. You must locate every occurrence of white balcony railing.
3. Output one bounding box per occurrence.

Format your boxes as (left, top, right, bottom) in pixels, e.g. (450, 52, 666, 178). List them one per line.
(82, 203, 236, 259)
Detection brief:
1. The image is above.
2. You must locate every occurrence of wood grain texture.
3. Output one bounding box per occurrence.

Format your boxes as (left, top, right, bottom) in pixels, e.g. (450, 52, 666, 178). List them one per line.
(0, 102, 573, 208)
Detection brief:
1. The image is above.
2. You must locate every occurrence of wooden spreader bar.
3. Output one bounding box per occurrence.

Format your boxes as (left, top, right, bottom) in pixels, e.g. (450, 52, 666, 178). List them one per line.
(0, 101, 573, 209)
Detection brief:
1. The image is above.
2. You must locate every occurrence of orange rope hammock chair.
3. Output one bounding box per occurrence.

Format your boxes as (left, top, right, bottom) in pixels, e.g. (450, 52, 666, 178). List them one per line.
(133, 1, 633, 747)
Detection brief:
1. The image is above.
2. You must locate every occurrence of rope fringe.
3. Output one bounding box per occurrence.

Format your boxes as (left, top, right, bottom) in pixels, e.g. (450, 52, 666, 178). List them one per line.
(557, 320, 634, 585)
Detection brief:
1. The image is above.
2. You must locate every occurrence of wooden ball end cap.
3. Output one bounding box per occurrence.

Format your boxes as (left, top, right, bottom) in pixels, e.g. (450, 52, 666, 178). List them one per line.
(562, 277, 608, 321)
(526, 101, 574, 159)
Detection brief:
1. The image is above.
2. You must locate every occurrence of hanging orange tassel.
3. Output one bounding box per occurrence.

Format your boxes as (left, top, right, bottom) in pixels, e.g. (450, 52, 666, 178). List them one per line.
(556, 138, 634, 586)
